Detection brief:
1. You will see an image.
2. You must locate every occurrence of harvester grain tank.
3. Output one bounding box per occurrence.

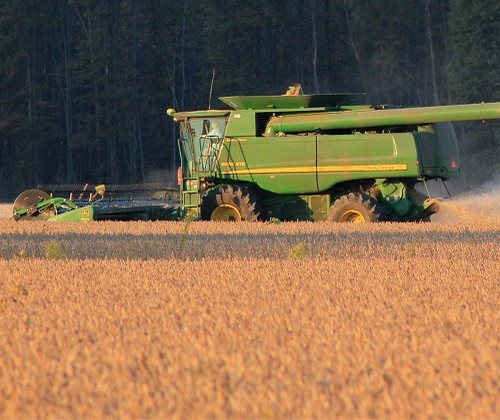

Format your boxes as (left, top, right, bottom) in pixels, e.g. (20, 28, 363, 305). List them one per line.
(12, 91, 500, 222)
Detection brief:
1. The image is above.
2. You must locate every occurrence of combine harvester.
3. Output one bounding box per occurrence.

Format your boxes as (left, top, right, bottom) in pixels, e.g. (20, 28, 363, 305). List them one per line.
(13, 91, 500, 222)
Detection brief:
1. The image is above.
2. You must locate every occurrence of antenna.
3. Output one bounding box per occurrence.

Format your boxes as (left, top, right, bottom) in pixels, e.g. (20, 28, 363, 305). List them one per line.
(208, 69, 215, 109)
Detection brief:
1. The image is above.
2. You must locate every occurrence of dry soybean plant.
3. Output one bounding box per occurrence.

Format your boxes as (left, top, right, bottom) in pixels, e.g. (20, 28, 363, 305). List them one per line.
(0, 219, 498, 418)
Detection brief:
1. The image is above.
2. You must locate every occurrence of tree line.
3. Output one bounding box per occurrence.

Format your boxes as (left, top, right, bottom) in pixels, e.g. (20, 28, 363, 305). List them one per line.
(0, 0, 498, 197)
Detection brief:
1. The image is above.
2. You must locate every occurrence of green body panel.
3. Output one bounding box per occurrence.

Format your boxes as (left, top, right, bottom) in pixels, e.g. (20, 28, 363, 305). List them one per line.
(224, 110, 256, 137)
(219, 135, 317, 194)
(415, 123, 460, 177)
(316, 132, 420, 191)
(170, 94, 500, 222)
(48, 205, 94, 222)
(218, 132, 420, 195)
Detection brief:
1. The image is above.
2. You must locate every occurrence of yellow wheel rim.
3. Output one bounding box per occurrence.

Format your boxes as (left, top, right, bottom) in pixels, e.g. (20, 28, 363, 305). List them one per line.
(339, 210, 366, 223)
(211, 204, 242, 221)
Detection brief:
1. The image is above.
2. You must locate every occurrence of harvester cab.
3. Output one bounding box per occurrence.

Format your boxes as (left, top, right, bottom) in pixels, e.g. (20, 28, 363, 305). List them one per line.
(171, 109, 230, 219)
(180, 115, 227, 172)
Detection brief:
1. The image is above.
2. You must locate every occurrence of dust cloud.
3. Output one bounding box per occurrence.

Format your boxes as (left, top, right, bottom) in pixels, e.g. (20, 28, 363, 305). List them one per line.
(433, 173, 500, 223)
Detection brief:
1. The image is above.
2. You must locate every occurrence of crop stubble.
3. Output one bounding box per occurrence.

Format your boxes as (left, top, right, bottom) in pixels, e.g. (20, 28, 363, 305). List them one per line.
(0, 219, 499, 418)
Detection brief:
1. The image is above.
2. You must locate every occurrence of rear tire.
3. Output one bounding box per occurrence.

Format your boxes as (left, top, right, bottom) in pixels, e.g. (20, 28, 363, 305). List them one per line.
(328, 192, 382, 223)
(201, 184, 264, 221)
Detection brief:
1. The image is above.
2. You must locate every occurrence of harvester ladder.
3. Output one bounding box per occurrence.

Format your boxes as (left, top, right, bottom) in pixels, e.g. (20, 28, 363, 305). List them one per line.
(181, 176, 201, 212)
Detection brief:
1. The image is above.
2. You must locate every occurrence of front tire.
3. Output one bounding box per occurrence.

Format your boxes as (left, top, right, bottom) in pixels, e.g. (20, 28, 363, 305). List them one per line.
(328, 192, 382, 223)
(201, 184, 264, 221)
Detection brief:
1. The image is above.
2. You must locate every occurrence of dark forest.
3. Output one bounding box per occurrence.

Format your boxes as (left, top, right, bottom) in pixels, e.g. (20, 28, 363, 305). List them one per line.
(0, 0, 498, 198)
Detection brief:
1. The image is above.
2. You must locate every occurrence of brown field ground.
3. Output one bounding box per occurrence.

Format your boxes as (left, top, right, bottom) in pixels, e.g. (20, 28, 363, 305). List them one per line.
(0, 204, 499, 417)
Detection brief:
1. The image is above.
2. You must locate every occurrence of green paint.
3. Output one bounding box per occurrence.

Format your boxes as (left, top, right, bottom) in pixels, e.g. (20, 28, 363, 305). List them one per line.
(48, 205, 94, 222)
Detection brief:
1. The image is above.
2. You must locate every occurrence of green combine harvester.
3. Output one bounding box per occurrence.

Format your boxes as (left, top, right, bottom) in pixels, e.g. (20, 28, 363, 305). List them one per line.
(12, 91, 500, 222)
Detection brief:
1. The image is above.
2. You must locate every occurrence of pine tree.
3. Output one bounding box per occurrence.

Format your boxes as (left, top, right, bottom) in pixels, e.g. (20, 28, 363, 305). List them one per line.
(446, 0, 500, 180)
